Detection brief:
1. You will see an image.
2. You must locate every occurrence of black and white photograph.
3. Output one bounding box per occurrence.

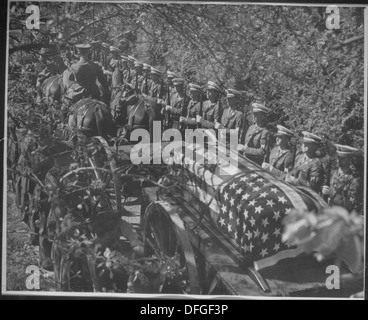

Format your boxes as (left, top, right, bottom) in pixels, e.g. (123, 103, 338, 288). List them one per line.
(3, 0, 366, 300)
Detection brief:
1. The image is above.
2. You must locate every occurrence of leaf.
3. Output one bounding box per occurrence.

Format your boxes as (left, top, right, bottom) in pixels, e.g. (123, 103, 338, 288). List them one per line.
(335, 234, 364, 274)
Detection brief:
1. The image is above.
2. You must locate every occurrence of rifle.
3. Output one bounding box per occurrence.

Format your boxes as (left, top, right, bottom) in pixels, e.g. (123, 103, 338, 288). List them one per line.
(179, 90, 188, 135)
(134, 71, 138, 92)
(163, 81, 171, 130)
(197, 88, 204, 129)
(320, 136, 335, 201)
(290, 137, 298, 170)
(263, 133, 272, 164)
(143, 72, 149, 94)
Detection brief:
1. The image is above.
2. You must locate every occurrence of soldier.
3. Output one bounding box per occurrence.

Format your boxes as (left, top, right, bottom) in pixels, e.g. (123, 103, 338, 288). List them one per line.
(262, 125, 294, 177)
(166, 71, 179, 106)
(196, 81, 223, 130)
(148, 67, 165, 98)
(109, 46, 124, 95)
(125, 55, 137, 84)
(237, 103, 271, 166)
(321, 144, 363, 214)
(108, 46, 122, 72)
(180, 83, 203, 130)
(131, 61, 145, 92)
(101, 42, 111, 70)
(165, 78, 190, 130)
(286, 131, 325, 193)
(215, 89, 244, 143)
(141, 63, 152, 95)
(68, 44, 109, 101)
(36, 47, 67, 101)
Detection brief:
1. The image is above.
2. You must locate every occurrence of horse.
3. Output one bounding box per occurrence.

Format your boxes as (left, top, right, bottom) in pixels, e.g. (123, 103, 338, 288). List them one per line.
(116, 93, 164, 144)
(68, 98, 117, 144)
(40, 75, 64, 102)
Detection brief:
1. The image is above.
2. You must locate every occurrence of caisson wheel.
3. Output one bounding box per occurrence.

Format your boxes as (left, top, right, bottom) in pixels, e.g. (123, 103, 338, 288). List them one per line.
(143, 201, 200, 295)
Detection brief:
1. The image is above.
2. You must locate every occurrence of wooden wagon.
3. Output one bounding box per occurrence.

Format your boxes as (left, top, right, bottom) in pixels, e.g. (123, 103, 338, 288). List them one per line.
(90, 135, 363, 297)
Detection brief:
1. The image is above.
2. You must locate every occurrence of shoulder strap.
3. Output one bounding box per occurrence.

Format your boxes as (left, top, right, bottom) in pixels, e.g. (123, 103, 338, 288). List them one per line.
(271, 149, 290, 167)
(69, 66, 79, 83)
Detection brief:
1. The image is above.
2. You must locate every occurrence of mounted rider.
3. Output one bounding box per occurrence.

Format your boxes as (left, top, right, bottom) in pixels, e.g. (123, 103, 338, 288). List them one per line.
(36, 46, 67, 101)
(65, 43, 109, 103)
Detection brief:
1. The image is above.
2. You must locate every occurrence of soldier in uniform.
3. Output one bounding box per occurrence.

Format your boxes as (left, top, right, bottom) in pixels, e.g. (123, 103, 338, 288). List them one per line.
(125, 55, 137, 84)
(68, 44, 109, 101)
(165, 78, 190, 130)
(286, 131, 325, 193)
(36, 47, 67, 101)
(131, 61, 145, 92)
(166, 71, 179, 105)
(215, 89, 244, 143)
(148, 67, 164, 98)
(120, 55, 130, 84)
(108, 46, 122, 73)
(196, 81, 223, 130)
(180, 83, 203, 130)
(237, 103, 271, 166)
(108, 46, 124, 98)
(141, 63, 152, 95)
(322, 144, 363, 214)
(262, 125, 294, 177)
(101, 42, 111, 70)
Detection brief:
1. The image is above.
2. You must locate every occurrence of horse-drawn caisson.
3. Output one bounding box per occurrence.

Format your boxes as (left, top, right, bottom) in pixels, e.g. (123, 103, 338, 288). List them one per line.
(8, 42, 363, 296)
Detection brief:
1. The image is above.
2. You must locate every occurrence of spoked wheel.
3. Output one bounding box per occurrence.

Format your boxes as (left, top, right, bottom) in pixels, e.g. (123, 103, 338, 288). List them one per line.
(86, 136, 122, 212)
(143, 201, 200, 295)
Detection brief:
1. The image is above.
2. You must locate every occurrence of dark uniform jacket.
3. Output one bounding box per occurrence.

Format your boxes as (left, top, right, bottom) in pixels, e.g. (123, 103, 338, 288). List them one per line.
(292, 153, 324, 193)
(70, 58, 108, 100)
(123, 67, 134, 84)
(183, 99, 201, 130)
(109, 58, 124, 90)
(166, 86, 176, 105)
(243, 123, 270, 165)
(169, 93, 190, 130)
(130, 73, 144, 92)
(328, 168, 363, 214)
(201, 100, 222, 129)
(268, 147, 294, 176)
(148, 81, 165, 99)
(141, 76, 153, 95)
(219, 108, 243, 143)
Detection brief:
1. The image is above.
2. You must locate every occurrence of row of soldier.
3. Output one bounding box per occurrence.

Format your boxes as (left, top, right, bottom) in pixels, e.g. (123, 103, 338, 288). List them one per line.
(36, 43, 364, 215)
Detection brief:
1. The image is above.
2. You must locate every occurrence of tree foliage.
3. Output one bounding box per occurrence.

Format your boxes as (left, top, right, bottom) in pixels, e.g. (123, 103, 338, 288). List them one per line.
(8, 2, 364, 149)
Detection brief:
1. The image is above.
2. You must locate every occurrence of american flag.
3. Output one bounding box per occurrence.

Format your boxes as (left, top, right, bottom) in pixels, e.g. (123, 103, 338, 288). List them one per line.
(175, 137, 327, 270)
